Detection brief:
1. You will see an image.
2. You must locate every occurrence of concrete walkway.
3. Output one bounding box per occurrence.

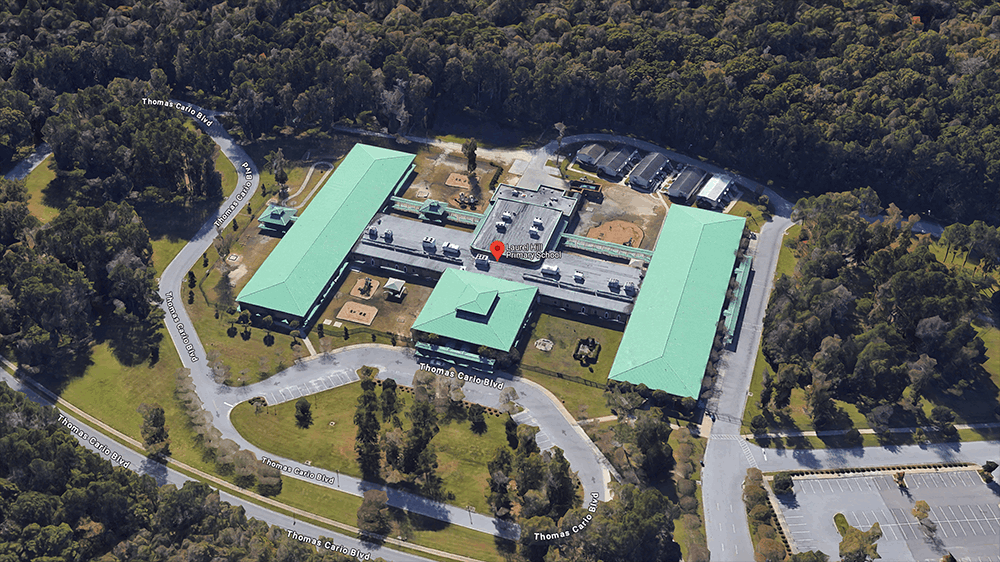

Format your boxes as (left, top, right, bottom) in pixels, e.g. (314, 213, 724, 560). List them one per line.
(744, 422, 1000, 440)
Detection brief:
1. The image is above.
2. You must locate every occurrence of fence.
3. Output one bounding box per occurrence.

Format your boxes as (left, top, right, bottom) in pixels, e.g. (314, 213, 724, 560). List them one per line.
(518, 363, 607, 390)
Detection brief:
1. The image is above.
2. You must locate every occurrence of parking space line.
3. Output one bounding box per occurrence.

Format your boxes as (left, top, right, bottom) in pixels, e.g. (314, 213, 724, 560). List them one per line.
(981, 505, 1000, 533)
(965, 505, 990, 535)
(947, 506, 968, 536)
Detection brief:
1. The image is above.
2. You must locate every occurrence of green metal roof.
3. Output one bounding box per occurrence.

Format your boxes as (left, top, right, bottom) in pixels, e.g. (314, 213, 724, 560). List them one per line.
(237, 144, 414, 319)
(412, 268, 537, 351)
(609, 206, 745, 398)
(258, 204, 297, 228)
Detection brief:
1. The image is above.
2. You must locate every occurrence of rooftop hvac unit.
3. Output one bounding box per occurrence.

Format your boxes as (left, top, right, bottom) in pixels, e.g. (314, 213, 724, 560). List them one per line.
(529, 228, 540, 238)
(383, 230, 393, 241)
(501, 211, 514, 222)
(532, 217, 543, 227)
(475, 254, 489, 264)
(574, 271, 584, 281)
(624, 282, 637, 294)
(368, 226, 378, 239)
(608, 278, 620, 288)
(495, 222, 506, 231)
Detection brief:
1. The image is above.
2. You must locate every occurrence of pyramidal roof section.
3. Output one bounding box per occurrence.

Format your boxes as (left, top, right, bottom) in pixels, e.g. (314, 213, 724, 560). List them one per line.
(412, 268, 537, 351)
(236, 144, 414, 319)
(608, 205, 745, 398)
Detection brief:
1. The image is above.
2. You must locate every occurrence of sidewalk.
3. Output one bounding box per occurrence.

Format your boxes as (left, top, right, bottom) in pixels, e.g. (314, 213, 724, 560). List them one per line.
(742, 421, 1000, 440)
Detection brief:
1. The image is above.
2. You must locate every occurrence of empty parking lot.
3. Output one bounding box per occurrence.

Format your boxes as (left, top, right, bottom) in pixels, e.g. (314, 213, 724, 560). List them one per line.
(775, 469, 999, 562)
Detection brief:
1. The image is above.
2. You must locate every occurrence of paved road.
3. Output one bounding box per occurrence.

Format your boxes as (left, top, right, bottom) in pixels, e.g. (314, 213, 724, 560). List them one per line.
(701, 214, 793, 561)
(196, 344, 617, 541)
(154, 106, 532, 540)
(0, 372, 435, 562)
(3, 143, 51, 180)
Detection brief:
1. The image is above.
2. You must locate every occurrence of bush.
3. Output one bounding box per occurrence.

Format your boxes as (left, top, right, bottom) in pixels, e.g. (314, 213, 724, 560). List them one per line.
(749, 503, 772, 522)
(677, 478, 697, 497)
(773, 472, 794, 495)
(687, 544, 711, 562)
(679, 496, 699, 513)
(757, 537, 787, 562)
(746, 467, 764, 483)
(983, 460, 998, 473)
(758, 524, 777, 539)
(744, 484, 768, 508)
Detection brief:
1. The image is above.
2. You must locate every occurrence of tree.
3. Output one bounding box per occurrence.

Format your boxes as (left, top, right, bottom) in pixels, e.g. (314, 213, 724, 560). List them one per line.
(503, 414, 518, 449)
(356, 489, 390, 536)
(773, 472, 794, 495)
(751, 414, 768, 433)
(893, 472, 906, 488)
(380, 378, 399, 422)
(983, 460, 998, 473)
(462, 138, 478, 175)
(294, 398, 312, 428)
(356, 377, 382, 480)
(138, 403, 170, 458)
(468, 403, 486, 433)
(757, 537, 787, 562)
(838, 519, 882, 562)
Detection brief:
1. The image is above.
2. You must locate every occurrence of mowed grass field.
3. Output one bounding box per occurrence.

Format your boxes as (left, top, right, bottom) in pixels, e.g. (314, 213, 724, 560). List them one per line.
(519, 310, 622, 420)
(231, 378, 509, 515)
(22, 155, 60, 223)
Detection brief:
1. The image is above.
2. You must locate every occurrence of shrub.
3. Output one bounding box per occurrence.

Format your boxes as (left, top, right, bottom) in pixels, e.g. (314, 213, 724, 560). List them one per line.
(757, 537, 786, 562)
(758, 524, 777, 539)
(679, 496, 699, 513)
(983, 460, 998, 473)
(744, 484, 768, 508)
(677, 478, 697, 497)
(773, 472, 794, 494)
(749, 503, 771, 522)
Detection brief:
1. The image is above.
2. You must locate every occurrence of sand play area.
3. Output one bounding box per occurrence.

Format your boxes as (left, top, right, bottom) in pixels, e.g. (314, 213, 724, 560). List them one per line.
(586, 220, 644, 247)
(349, 277, 380, 299)
(445, 173, 471, 189)
(336, 302, 378, 326)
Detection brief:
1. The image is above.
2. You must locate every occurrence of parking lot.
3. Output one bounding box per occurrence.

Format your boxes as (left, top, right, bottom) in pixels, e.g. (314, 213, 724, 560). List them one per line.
(776, 469, 999, 562)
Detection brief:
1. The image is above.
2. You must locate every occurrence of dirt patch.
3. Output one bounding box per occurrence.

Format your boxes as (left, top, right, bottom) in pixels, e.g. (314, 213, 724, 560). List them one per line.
(534, 338, 554, 352)
(445, 173, 471, 189)
(228, 264, 249, 283)
(336, 302, 378, 326)
(586, 220, 644, 247)
(349, 277, 380, 300)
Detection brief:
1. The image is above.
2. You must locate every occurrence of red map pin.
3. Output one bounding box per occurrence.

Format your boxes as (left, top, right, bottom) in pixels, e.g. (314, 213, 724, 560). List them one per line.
(490, 240, 505, 261)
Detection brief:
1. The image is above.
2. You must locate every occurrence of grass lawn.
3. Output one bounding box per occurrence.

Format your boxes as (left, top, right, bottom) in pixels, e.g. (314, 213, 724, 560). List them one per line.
(216, 148, 238, 198)
(190, 261, 304, 384)
(36, 333, 509, 562)
(274, 479, 510, 562)
(231, 378, 509, 514)
(41, 330, 222, 479)
(727, 199, 766, 233)
(773, 223, 802, 280)
(22, 155, 60, 223)
(519, 310, 623, 419)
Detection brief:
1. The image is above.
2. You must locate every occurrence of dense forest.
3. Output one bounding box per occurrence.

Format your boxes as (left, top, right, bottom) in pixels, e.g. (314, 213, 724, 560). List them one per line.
(760, 188, 999, 431)
(0, 383, 369, 562)
(1, 0, 1000, 222)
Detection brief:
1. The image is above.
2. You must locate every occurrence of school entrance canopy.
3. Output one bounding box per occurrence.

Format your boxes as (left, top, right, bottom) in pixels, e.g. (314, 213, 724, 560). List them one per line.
(236, 144, 414, 324)
(608, 205, 745, 398)
(412, 268, 537, 351)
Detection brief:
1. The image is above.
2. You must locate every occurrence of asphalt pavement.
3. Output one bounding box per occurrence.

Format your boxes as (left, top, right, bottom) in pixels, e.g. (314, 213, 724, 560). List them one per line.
(0, 372, 435, 562)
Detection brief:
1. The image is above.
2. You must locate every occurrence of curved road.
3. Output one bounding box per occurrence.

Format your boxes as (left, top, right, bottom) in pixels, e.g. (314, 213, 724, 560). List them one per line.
(0, 370, 436, 562)
(8, 111, 983, 561)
